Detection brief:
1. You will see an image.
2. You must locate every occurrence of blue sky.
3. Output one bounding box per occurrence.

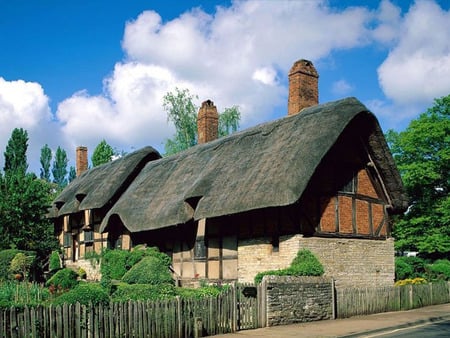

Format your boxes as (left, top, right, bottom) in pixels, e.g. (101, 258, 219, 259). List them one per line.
(0, 0, 449, 173)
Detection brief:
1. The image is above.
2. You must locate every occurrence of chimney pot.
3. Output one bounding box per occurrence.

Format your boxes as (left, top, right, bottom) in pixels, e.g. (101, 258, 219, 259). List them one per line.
(288, 59, 319, 116)
(197, 100, 219, 144)
(76, 146, 88, 177)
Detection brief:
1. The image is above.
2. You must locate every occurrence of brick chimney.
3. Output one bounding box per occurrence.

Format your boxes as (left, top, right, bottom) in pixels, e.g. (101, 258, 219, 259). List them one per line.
(288, 59, 319, 116)
(197, 100, 219, 144)
(76, 146, 88, 177)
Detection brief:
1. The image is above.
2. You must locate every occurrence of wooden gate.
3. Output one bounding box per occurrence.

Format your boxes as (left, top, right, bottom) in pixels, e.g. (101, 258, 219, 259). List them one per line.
(236, 283, 263, 330)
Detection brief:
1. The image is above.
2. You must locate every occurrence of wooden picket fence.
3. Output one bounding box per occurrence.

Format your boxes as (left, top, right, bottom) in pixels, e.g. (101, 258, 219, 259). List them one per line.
(0, 284, 262, 338)
(336, 281, 450, 318)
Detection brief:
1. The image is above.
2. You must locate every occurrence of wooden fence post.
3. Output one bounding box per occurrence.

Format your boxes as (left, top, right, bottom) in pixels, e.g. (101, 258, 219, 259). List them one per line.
(409, 285, 413, 309)
(331, 279, 336, 320)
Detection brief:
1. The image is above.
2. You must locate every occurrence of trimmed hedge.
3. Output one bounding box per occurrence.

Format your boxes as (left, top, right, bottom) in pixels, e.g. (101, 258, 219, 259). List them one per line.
(53, 283, 109, 306)
(46, 268, 78, 290)
(255, 249, 324, 284)
(112, 283, 176, 301)
(121, 256, 173, 285)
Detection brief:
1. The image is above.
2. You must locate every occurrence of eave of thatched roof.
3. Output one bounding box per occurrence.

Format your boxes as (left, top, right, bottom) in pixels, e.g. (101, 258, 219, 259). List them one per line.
(101, 97, 408, 234)
(51, 146, 161, 217)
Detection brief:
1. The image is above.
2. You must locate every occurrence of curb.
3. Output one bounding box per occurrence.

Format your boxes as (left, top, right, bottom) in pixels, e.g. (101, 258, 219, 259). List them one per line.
(339, 315, 450, 337)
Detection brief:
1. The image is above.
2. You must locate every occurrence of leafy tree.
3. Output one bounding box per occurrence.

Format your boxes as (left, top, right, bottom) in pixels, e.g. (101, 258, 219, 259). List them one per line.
(3, 128, 28, 176)
(39, 144, 52, 181)
(163, 88, 198, 155)
(387, 94, 450, 259)
(92, 139, 115, 167)
(68, 166, 76, 182)
(52, 146, 68, 188)
(219, 106, 241, 137)
(163, 87, 241, 155)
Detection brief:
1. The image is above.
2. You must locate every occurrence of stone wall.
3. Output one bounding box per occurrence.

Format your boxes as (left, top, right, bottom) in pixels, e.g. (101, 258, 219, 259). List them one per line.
(263, 276, 333, 326)
(238, 235, 394, 288)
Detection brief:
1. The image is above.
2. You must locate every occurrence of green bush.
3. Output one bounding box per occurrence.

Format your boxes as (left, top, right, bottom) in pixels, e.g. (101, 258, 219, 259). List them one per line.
(49, 251, 61, 272)
(53, 283, 109, 306)
(0, 249, 23, 281)
(395, 256, 428, 280)
(428, 259, 450, 281)
(46, 268, 78, 291)
(112, 283, 176, 301)
(254, 249, 324, 284)
(121, 256, 173, 285)
(176, 285, 229, 299)
(101, 249, 130, 280)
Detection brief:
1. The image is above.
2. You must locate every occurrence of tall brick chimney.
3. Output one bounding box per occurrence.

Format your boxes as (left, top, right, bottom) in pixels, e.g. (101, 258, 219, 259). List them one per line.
(76, 146, 88, 177)
(288, 59, 319, 116)
(197, 100, 219, 144)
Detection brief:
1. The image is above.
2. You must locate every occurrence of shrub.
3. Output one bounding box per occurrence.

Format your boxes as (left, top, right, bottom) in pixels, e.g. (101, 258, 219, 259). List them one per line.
(0, 249, 23, 281)
(112, 283, 176, 301)
(121, 256, 173, 285)
(46, 268, 78, 291)
(101, 249, 130, 280)
(49, 251, 61, 272)
(394, 277, 427, 286)
(10, 253, 35, 280)
(255, 249, 324, 284)
(53, 283, 109, 306)
(176, 285, 229, 299)
(428, 259, 450, 281)
(395, 256, 428, 280)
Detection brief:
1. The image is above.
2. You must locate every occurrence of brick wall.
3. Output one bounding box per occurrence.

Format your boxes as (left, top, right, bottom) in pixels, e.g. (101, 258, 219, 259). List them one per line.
(263, 276, 333, 326)
(238, 235, 394, 288)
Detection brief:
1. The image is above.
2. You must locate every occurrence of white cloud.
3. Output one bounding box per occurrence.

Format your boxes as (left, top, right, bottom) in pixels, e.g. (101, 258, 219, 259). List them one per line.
(377, 0, 450, 106)
(252, 67, 278, 86)
(0, 78, 54, 172)
(331, 79, 354, 96)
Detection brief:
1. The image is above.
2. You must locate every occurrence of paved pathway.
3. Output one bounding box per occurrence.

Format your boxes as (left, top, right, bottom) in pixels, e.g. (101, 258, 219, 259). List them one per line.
(213, 303, 450, 337)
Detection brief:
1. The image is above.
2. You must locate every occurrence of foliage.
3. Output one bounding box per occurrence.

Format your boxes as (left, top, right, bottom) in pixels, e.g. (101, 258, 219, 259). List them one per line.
(52, 146, 68, 188)
(10, 253, 35, 280)
(0, 249, 23, 281)
(53, 283, 109, 306)
(92, 139, 115, 167)
(254, 249, 324, 284)
(121, 255, 173, 285)
(0, 281, 51, 308)
(394, 277, 427, 286)
(163, 88, 199, 155)
(112, 283, 176, 301)
(46, 268, 79, 291)
(387, 94, 450, 259)
(427, 259, 450, 281)
(49, 251, 61, 272)
(68, 166, 76, 182)
(163, 87, 241, 155)
(395, 256, 428, 281)
(100, 249, 130, 281)
(3, 128, 28, 176)
(218, 106, 241, 137)
(176, 284, 229, 299)
(39, 144, 52, 181)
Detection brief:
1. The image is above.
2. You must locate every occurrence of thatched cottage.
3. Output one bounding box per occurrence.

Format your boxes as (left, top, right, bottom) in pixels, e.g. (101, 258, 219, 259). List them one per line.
(50, 59, 407, 287)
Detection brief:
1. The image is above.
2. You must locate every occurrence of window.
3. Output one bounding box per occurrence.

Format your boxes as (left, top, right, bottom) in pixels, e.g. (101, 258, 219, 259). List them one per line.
(339, 173, 357, 193)
(84, 230, 94, 244)
(194, 236, 206, 260)
(63, 232, 72, 248)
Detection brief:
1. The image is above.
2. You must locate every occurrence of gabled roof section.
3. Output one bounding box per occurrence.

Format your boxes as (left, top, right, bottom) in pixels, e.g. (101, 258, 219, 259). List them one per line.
(52, 146, 161, 217)
(101, 97, 407, 233)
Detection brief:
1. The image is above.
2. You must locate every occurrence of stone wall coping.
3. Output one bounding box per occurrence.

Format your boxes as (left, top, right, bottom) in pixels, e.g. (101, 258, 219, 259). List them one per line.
(262, 275, 332, 284)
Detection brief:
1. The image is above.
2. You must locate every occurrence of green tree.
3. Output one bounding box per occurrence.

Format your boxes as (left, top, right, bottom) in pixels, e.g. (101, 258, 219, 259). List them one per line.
(39, 144, 52, 181)
(92, 139, 115, 167)
(3, 128, 28, 176)
(163, 88, 241, 155)
(387, 94, 450, 259)
(68, 166, 76, 182)
(219, 106, 241, 137)
(52, 147, 68, 188)
(163, 88, 198, 155)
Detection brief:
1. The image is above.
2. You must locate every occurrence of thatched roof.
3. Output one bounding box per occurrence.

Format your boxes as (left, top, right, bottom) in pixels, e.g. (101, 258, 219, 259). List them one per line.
(52, 146, 161, 216)
(100, 97, 407, 233)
